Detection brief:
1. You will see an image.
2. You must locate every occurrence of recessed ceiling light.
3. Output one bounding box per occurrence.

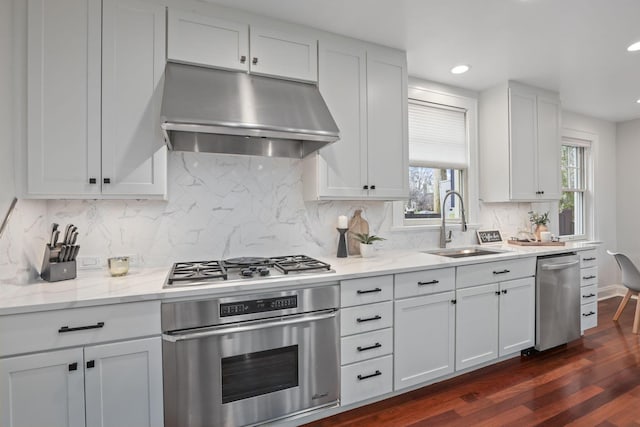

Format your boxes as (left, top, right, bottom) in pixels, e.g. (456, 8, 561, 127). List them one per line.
(451, 65, 470, 74)
(637, 98, 640, 104)
(627, 41, 640, 52)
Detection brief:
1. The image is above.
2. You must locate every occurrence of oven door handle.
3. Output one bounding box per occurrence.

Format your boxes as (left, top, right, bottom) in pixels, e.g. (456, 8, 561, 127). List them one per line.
(162, 309, 338, 342)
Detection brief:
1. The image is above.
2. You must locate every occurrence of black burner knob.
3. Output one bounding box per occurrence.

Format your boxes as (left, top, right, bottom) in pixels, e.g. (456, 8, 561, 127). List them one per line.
(240, 268, 255, 277)
(258, 267, 270, 276)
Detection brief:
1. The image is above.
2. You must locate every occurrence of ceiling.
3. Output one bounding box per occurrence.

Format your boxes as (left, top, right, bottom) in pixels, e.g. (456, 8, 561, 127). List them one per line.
(207, 0, 640, 123)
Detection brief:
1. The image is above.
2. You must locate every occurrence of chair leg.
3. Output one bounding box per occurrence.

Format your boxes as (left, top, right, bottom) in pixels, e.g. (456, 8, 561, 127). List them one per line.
(614, 290, 633, 321)
(633, 294, 640, 334)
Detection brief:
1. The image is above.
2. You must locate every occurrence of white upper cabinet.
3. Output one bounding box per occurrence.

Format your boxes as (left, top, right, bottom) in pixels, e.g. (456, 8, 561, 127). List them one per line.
(167, 10, 317, 82)
(479, 81, 561, 202)
(303, 37, 408, 200)
(102, 0, 167, 196)
(167, 10, 249, 72)
(27, 0, 102, 197)
(25, 0, 167, 199)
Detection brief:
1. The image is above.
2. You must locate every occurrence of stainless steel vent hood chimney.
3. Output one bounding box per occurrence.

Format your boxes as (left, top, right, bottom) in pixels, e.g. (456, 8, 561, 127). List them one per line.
(160, 63, 340, 158)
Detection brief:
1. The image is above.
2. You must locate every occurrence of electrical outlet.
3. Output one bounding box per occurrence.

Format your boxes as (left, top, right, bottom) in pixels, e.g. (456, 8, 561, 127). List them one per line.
(77, 256, 102, 270)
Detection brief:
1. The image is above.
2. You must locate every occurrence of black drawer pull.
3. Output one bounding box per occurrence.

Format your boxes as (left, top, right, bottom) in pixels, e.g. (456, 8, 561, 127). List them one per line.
(86, 360, 95, 369)
(58, 322, 105, 333)
(357, 342, 382, 352)
(583, 257, 596, 261)
(451, 299, 457, 305)
(582, 311, 596, 317)
(493, 269, 510, 275)
(357, 315, 381, 323)
(583, 275, 596, 280)
(495, 291, 501, 296)
(363, 185, 369, 190)
(357, 370, 382, 381)
(583, 293, 596, 298)
(68, 362, 78, 372)
(240, 55, 246, 64)
(89, 178, 97, 184)
(103, 178, 110, 184)
(502, 289, 508, 294)
(370, 185, 376, 190)
(357, 288, 382, 295)
(418, 280, 439, 286)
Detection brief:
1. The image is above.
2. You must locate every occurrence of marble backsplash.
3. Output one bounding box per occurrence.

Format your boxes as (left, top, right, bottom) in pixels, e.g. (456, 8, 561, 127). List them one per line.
(0, 153, 536, 284)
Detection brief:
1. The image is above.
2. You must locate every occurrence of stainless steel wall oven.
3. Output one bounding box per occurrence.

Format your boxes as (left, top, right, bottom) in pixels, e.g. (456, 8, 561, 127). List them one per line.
(161, 284, 340, 427)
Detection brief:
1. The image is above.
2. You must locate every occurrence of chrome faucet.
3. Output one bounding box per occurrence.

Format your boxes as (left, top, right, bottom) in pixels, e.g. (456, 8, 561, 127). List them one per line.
(440, 190, 468, 248)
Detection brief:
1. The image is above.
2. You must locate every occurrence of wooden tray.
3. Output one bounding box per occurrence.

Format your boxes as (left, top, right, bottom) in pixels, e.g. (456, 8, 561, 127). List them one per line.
(508, 240, 565, 246)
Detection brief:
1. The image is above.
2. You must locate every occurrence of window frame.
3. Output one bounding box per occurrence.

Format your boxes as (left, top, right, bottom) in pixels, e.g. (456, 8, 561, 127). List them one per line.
(392, 79, 478, 230)
(558, 130, 594, 241)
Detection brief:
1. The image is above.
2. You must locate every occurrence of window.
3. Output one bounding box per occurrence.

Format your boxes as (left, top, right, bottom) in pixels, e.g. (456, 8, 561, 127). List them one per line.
(559, 140, 590, 238)
(404, 100, 468, 223)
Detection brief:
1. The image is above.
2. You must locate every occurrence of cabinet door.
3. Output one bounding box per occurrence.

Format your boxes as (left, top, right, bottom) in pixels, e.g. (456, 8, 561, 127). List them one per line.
(102, 0, 167, 197)
(508, 87, 538, 200)
(0, 348, 85, 427)
(366, 48, 409, 200)
(499, 277, 535, 357)
(249, 26, 318, 82)
(456, 283, 499, 371)
(27, 0, 101, 196)
(536, 96, 562, 200)
(167, 9, 249, 72)
(315, 39, 368, 198)
(394, 291, 455, 390)
(85, 337, 163, 427)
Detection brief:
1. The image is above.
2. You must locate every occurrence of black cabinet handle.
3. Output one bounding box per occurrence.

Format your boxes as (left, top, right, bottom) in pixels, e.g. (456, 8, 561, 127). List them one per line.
(451, 299, 457, 305)
(583, 293, 596, 298)
(495, 291, 501, 296)
(582, 311, 596, 317)
(252, 57, 258, 65)
(58, 322, 105, 333)
(493, 269, 510, 275)
(68, 362, 78, 372)
(357, 342, 382, 352)
(357, 288, 382, 295)
(240, 55, 246, 64)
(103, 178, 110, 184)
(583, 275, 596, 280)
(583, 257, 596, 261)
(501, 289, 508, 294)
(418, 280, 439, 286)
(363, 185, 369, 190)
(357, 315, 381, 323)
(89, 178, 97, 184)
(86, 360, 95, 369)
(357, 370, 382, 381)
(370, 185, 376, 190)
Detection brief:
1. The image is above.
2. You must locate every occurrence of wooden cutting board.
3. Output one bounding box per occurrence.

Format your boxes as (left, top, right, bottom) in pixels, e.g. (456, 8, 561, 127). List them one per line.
(507, 240, 565, 246)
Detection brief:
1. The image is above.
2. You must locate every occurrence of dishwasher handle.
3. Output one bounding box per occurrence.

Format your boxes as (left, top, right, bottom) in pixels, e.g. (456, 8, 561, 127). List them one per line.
(540, 260, 580, 271)
(163, 309, 338, 342)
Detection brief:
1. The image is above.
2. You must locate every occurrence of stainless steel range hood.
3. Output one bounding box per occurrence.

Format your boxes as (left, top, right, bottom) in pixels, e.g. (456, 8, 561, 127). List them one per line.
(160, 63, 340, 158)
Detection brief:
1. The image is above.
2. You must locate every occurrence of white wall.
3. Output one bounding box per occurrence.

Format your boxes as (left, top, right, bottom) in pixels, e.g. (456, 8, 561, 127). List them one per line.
(562, 111, 618, 288)
(0, 0, 15, 219)
(615, 118, 640, 263)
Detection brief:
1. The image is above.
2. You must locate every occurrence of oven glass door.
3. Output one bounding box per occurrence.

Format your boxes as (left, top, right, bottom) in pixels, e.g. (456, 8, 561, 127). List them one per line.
(163, 311, 339, 427)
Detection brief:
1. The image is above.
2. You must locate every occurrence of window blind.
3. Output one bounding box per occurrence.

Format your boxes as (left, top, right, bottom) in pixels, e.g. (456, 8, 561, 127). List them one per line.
(408, 100, 468, 169)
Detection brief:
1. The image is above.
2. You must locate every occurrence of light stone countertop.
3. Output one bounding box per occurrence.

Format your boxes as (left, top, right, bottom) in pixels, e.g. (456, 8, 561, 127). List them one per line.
(0, 242, 599, 316)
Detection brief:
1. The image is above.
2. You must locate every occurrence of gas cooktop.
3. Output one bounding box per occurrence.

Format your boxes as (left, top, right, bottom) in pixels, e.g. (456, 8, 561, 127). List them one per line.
(164, 255, 334, 287)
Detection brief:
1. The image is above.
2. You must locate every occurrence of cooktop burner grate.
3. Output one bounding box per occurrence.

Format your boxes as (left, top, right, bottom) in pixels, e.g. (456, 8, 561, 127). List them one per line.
(167, 261, 227, 284)
(270, 255, 332, 274)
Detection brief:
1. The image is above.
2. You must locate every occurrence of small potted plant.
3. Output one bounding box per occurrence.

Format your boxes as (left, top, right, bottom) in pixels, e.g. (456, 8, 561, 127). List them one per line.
(353, 233, 385, 258)
(528, 210, 550, 241)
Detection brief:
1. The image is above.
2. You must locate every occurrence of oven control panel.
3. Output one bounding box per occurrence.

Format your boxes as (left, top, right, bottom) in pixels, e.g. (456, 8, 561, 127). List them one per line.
(220, 296, 298, 317)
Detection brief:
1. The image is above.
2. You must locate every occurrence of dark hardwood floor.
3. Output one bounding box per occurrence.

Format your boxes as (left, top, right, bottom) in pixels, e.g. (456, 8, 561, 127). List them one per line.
(303, 297, 640, 427)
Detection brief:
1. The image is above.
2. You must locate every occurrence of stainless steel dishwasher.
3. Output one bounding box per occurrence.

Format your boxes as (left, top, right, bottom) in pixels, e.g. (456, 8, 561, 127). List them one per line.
(535, 252, 581, 351)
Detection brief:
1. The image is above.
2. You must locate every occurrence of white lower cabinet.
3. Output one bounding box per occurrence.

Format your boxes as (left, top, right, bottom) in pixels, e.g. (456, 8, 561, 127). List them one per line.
(0, 337, 162, 427)
(580, 250, 599, 333)
(394, 291, 455, 390)
(455, 284, 500, 371)
(341, 355, 393, 406)
(498, 278, 535, 356)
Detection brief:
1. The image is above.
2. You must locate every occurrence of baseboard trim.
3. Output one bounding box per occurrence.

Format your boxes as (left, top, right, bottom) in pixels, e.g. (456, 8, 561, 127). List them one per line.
(598, 284, 628, 300)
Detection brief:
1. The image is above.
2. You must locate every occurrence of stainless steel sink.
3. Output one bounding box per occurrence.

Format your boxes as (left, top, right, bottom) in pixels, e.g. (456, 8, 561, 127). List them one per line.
(424, 247, 506, 258)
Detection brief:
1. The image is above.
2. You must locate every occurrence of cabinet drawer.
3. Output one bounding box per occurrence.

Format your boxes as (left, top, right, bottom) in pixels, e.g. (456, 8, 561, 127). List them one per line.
(456, 257, 536, 288)
(341, 275, 393, 307)
(341, 301, 393, 336)
(341, 328, 392, 365)
(581, 301, 598, 331)
(580, 250, 598, 269)
(580, 284, 598, 305)
(340, 355, 392, 406)
(580, 267, 598, 287)
(0, 301, 160, 357)
(394, 268, 455, 299)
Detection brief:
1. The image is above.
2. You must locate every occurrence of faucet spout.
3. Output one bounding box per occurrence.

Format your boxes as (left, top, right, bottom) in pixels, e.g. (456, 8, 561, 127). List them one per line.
(440, 190, 468, 248)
